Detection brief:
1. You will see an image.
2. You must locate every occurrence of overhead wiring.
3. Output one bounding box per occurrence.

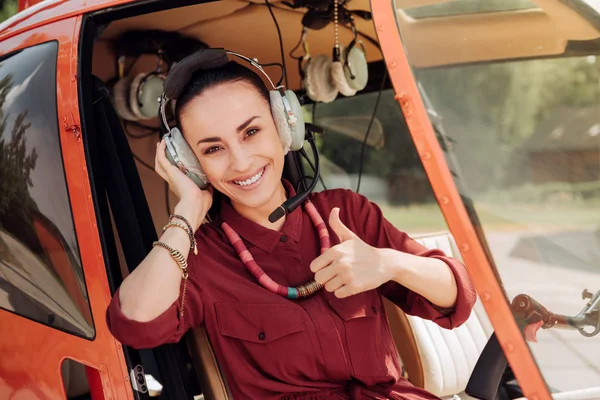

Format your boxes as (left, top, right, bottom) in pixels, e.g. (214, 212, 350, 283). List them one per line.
(265, 0, 289, 88)
(356, 69, 387, 194)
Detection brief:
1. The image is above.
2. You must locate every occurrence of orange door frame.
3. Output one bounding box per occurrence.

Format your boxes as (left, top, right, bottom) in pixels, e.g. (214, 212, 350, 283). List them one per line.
(0, 16, 133, 400)
(370, 2, 551, 400)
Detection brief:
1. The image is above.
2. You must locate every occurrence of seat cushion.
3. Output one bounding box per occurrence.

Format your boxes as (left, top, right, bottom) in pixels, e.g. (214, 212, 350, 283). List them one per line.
(407, 232, 493, 398)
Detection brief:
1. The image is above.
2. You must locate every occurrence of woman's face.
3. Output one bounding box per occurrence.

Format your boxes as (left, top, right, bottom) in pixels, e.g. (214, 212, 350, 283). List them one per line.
(179, 80, 285, 210)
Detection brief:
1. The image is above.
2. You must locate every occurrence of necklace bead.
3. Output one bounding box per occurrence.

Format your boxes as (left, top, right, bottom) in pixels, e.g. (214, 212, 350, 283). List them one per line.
(222, 200, 328, 299)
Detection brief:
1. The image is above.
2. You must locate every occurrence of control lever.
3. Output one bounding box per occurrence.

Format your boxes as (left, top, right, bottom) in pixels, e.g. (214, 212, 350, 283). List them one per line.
(511, 289, 600, 338)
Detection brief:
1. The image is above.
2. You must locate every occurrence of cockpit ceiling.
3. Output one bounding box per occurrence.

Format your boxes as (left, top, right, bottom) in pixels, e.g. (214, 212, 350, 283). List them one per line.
(97, 0, 600, 86)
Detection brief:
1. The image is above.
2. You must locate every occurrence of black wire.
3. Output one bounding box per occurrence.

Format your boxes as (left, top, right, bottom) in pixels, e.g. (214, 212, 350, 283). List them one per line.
(265, 0, 289, 88)
(356, 69, 388, 194)
(123, 121, 160, 139)
(132, 152, 155, 171)
(296, 176, 314, 194)
(289, 27, 304, 61)
(300, 146, 327, 190)
(165, 181, 171, 216)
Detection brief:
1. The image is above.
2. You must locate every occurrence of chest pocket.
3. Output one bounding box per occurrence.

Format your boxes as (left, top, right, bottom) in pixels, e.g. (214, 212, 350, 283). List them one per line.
(325, 290, 388, 379)
(215, 303, 323, 381)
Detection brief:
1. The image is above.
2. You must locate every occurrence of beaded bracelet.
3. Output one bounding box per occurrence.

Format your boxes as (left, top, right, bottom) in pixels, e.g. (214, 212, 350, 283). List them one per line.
(162, 221, 197, 255)
(169, 214, 198, 255)
(153, 241, 189, 318)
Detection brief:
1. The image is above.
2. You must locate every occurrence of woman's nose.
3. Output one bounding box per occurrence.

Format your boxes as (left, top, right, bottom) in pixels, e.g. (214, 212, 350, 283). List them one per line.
(228, 144, 253, 172)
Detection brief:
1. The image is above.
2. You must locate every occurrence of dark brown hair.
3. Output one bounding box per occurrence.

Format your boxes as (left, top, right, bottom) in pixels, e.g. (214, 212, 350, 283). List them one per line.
(174, 60, 270, 133)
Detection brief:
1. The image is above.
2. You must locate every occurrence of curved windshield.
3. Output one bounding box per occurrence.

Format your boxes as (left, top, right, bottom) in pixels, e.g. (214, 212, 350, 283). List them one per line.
(394, 0, 600, 394)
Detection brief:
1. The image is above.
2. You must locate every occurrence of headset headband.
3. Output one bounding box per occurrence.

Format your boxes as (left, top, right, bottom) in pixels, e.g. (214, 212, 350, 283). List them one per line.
(160, 47, 295, 130)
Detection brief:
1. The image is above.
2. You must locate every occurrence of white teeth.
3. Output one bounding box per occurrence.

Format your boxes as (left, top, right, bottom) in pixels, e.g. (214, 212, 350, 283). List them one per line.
(234, 168, 264, 187)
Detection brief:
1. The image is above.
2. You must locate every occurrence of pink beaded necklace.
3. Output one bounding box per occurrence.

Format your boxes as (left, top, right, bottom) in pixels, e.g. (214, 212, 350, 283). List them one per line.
(221, 200, 329, 299)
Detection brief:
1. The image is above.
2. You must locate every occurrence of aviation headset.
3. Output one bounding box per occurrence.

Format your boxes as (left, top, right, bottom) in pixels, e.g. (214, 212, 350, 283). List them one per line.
(302, 9, 368, 103)
(159, 48, 306, 190)
(113, 53, 169, 121)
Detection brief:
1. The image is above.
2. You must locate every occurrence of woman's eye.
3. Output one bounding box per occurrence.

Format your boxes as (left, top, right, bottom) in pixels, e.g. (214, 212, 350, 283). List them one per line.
(204, 146, 221, 154)
(245, 128, 259, 137)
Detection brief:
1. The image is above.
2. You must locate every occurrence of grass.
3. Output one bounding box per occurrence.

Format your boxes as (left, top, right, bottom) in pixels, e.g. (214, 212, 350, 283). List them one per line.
(378, 202, 600, 233)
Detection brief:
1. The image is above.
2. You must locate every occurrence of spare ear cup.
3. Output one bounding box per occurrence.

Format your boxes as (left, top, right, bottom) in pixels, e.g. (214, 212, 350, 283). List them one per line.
(344, 45, 368, 91)
(164, 127, 209, 189)
(331, 57, 357, 97)
(137, 74, 165, 119)
(129, 72, 147, 120)
(112, 77, 140, 121)
(305, 54, 338, 103)
(269, 90, 306, 154)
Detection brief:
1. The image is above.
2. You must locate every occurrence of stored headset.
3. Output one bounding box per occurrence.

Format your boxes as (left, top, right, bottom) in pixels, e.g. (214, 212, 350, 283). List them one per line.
(113, 54, 168, 121)
(302, 16, 368, 102)
(160, 48, 312, 222)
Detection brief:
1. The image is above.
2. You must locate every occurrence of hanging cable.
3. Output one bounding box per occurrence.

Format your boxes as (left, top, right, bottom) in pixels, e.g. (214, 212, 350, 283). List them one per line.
(299, 147, 327, 190)
(356, 69, 387, 194)
(265, 0, 288, 88)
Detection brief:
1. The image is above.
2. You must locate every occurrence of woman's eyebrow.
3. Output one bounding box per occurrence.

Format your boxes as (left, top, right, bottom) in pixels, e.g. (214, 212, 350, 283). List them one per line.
(197, 136, 221, 145)
(236, 116, 259, 133)
(196, 116, 260, 145)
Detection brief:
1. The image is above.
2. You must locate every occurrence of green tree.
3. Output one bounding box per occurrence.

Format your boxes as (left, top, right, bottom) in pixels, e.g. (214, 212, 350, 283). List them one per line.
(0, 0, 18, 22)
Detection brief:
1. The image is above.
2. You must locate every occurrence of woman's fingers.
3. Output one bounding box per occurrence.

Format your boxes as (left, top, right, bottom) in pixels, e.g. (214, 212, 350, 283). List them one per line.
(323, 274, 345, 293)
(314, 262, 338, 286)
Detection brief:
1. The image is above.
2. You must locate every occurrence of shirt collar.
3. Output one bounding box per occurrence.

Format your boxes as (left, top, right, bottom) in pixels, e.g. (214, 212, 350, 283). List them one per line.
(218, 179, 303, 253)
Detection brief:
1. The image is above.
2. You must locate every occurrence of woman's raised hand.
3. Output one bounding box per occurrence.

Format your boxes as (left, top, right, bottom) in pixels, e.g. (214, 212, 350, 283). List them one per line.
(310, 208, 395, 298)
(155, 138, 213, 230)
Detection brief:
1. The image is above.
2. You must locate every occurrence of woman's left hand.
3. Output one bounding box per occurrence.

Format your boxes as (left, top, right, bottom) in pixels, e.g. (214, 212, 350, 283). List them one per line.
(310, 208, 396, 299)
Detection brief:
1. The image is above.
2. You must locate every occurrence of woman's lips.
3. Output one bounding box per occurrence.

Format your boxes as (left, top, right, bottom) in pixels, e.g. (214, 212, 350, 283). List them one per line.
(230, 165, 267, 190)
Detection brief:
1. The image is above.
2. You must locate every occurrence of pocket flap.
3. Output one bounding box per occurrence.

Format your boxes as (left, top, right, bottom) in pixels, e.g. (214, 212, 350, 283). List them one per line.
(324, 290, 381, 321)
(215, 303, 304, 344)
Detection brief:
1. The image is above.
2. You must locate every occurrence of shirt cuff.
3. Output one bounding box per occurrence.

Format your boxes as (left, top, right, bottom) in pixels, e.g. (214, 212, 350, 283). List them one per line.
(404, 255, 477, 329)
(105, 287, 186, 349)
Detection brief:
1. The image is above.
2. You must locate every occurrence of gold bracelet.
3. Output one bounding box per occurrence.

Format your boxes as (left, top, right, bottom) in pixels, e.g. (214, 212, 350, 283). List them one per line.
(169, 214, 198, 255)
(162, 221, 197, 255)
(152, 241, 188, 276)
(152, 241, 189, 318)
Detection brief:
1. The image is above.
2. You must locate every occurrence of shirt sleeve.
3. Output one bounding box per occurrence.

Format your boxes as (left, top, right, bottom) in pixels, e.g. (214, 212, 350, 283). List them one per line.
(326, 189, 477, 329)
(105, 268, 204, 349)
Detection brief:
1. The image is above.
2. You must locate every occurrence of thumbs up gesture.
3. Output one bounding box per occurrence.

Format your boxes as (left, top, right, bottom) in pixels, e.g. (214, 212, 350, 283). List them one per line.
(310, 207, 395, 299)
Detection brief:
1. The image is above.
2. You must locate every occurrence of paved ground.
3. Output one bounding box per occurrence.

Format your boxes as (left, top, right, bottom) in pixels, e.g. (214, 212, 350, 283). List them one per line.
(484, 229, 600, 392)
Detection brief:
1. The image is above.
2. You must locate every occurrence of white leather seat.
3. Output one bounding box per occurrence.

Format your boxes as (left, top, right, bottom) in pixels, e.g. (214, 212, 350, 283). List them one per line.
(409, 233, 494, 399)
(403, 232, 600, 400)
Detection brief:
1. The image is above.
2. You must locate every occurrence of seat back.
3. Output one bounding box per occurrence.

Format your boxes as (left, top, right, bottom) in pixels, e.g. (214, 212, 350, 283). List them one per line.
(385, 232, 493, 398)
(187, 328, 232, 400)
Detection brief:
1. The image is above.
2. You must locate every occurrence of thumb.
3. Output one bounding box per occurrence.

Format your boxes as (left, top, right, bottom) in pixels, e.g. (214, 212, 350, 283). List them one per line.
(329, 207, 356, 242)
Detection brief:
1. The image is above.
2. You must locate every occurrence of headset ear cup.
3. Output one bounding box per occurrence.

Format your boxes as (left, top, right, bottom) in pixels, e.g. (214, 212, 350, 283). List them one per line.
(166, 128, 209, 189)
(284, 89, 305, 151)
(306, 54, 338, 103)
(112, 77, 140, 121)
(269, 90, 305, 153)
(137, 74, 165, 119)
(129, 73, 148, 120)
(331, 61, 357, 97)
(345, 46, 369, 91)
(270, 91, 292, 154)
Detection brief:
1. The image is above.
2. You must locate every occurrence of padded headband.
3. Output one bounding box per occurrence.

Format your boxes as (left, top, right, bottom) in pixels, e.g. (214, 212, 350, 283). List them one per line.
(163, 48, 229, 100)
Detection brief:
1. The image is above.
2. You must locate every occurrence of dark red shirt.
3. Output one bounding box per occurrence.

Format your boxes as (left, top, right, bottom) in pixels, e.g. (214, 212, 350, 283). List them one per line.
(106, 182, 476, 399)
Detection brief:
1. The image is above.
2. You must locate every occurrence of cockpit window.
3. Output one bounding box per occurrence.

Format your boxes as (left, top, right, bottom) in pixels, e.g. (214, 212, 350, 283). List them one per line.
(402, 0, 538, 19)
(0, 41, 94, 339)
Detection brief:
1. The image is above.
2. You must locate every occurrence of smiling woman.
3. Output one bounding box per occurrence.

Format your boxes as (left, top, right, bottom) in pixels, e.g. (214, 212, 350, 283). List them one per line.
(105, 48, 476, 400)
(174, 63, 287, 230)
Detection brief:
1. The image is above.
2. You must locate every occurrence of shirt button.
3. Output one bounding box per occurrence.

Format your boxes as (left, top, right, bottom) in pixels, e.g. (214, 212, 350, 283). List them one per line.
(258, 331, 266, 341)
(372, 305, 378, 314)
(280, 235, 288, 242)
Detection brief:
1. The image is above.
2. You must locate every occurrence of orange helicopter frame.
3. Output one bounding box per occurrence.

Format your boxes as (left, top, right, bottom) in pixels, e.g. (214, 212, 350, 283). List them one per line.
(0, 0, 551, 399)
